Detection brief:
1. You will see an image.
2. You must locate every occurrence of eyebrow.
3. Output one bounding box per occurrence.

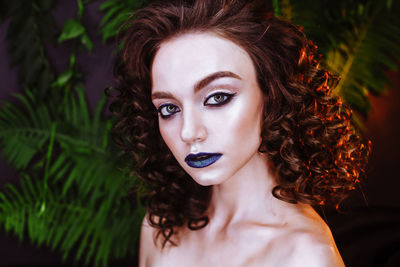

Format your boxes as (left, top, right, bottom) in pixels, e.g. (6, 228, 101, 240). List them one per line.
(151, 71, 241, 100)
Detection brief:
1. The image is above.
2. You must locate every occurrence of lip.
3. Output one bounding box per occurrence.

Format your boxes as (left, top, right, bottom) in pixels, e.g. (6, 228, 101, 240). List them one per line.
(184, 152, 222, 168)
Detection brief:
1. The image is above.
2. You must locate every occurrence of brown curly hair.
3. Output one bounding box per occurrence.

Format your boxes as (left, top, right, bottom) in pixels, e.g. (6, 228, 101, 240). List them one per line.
(111, 0, 371, 247)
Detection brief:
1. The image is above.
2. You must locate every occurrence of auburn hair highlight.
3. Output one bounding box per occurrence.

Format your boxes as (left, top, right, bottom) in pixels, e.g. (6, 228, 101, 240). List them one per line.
(110, 0, 371, 247)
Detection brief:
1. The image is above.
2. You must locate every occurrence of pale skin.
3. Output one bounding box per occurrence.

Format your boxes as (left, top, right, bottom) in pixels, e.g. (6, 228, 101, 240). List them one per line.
(139, 32, 345, 267)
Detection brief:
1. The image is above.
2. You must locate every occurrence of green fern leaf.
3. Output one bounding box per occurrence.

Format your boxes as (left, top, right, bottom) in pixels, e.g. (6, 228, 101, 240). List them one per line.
(0, 93, 52, 169)
(274, 0, 400, 117)
(0, 86, 141, 266)
(99, 0, 151, 42)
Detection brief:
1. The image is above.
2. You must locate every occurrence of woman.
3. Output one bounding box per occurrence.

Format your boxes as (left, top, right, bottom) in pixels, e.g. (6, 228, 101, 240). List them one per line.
(111, 0, 371, 266)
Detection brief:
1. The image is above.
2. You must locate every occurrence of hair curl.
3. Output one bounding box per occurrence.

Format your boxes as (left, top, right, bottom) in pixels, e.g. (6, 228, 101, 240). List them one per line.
(110, 0, 371, 247)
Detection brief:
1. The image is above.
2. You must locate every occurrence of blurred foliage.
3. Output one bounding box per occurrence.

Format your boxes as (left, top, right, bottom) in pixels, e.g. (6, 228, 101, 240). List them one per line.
(99, 0, 151, 41)
(0, 0, 399, 266)
(0, 0, 57, 99)
(0, 89, 144, 266)
(273, 0, 400, 119)
(0, 0, 147, 266)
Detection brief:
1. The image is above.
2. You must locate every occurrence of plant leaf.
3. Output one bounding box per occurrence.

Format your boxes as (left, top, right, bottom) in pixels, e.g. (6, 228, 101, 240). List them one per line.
(58, 19, 85, 43)
(275, 0, 400, 118)
(80, 33, 93, 52)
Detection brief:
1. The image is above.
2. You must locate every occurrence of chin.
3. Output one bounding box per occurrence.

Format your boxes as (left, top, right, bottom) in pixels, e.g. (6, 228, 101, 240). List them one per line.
(193, 178, 221, 187)
(190, 172, 229, 186)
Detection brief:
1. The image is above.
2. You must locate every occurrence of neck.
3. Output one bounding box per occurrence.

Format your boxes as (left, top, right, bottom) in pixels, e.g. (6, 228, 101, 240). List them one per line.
(206, 152, 281, 227)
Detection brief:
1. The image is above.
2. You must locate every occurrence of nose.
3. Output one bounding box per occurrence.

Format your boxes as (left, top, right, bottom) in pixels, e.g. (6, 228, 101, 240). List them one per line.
(180, 109, 207, 144)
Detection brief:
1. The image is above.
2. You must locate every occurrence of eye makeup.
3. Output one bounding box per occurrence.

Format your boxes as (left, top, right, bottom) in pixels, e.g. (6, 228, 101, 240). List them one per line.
(204, 92, 237, 106)
(155, 91, 237, 119)
(157, 103, 181, 118)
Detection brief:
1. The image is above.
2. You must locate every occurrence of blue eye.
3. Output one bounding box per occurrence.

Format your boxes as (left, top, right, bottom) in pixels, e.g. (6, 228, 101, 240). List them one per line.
(157, 104, 180, 118)
(204, 92, 236, 106)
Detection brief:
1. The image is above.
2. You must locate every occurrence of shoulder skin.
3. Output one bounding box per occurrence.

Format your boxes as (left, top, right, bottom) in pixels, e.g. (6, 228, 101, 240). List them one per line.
(139, 214, 157, 267)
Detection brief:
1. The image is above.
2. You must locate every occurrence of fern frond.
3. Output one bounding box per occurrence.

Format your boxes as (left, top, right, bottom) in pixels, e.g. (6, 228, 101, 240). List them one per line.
(0, 88, 111, 170)
(0, 93, 52, 169)
(99, 0, 151, 42)
(0, 172, 142, 267)
(4, 0, 56, 96)
(326, 2, 400, 115)
(274, 0, 400, 117)
(0, 88, 141, 266)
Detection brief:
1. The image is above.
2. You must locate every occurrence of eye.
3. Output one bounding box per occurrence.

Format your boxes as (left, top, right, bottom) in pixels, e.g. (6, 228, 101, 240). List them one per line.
(204, 92, 236, 106)
(157, 104, 181, 118)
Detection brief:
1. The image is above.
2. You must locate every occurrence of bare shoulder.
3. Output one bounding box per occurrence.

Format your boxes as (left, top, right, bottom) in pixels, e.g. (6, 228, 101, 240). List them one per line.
(273, 207, 345, 267)
(139, 213, 159, 267)
(139, 214, 185, 267)
(281, 229, 345, 267)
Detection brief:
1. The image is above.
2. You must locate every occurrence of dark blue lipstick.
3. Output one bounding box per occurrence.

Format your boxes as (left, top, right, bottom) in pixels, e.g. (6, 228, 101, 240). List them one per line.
(185, 153, 222, 168)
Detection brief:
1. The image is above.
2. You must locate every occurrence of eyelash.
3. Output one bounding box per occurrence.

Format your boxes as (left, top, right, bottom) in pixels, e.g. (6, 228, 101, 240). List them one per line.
(157, 104, 180, 119)
(204, 92, 236, 106)
(156, 92, 236, 119)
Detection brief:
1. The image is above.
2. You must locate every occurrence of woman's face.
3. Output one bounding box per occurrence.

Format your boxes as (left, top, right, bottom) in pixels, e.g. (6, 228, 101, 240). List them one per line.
(151, 32, 264, 186)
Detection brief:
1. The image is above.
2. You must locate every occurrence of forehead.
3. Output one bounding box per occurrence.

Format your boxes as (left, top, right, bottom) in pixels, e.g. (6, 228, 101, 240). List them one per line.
(151, 32, 256, 92)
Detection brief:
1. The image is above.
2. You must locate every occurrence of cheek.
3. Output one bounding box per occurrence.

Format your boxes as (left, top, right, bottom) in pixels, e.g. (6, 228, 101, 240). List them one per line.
(224, 96, 263, 144)
(159, 121, 180, 153)
(234, 114, 262, 148)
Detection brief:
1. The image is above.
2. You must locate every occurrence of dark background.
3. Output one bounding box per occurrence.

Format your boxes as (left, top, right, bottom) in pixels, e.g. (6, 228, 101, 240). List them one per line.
(1, 0, 399, 266)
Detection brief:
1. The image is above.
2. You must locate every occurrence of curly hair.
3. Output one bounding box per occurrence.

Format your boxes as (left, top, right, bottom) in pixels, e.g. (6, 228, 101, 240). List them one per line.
(110, 0, 371, 247)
